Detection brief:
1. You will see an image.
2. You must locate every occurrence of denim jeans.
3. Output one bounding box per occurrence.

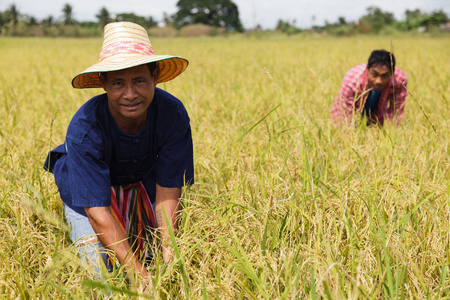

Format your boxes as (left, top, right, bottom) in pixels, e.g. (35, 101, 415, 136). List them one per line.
(64, 205, 113, 278)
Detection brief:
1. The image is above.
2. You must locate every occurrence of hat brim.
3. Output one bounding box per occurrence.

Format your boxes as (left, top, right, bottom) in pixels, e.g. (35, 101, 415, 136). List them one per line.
(72, 55, 188, 89)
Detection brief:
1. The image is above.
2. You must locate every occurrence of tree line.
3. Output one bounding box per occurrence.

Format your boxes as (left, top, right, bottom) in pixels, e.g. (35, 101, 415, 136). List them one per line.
(0, 0, 243, 37)
(276, 6, 449, 35)
(0, 1, 448, 37)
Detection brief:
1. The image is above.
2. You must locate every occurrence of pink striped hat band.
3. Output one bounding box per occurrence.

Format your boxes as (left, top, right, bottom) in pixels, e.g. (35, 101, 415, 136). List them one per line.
(99, 42, 155, 61)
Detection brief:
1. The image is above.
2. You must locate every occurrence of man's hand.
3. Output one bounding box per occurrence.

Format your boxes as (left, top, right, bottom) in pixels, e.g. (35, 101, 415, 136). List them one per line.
(154, 184, 181, 264)
(84, 206, 149, 278)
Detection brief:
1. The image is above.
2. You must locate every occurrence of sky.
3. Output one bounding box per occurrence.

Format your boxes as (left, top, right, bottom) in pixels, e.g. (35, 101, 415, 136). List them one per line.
(1, 0, 449, 29)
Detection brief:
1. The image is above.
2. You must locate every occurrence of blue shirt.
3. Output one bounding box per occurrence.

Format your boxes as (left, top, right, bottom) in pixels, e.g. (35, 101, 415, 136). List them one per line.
(44, 88, 194, 215)
(362, 89, 381, 117)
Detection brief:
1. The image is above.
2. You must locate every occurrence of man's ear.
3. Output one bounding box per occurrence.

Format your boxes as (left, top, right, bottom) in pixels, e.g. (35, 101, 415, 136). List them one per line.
(152, 67, 160, 84)
(99, 73, 107, 91)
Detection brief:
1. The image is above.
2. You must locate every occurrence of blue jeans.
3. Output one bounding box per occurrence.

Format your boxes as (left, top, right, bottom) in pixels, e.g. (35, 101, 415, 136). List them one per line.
(64, 205, 113, 278)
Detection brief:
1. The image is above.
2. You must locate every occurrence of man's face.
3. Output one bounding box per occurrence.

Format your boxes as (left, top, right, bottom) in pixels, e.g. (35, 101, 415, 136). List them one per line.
(367, 64, 391, 91)
(101, 65, 158, 133)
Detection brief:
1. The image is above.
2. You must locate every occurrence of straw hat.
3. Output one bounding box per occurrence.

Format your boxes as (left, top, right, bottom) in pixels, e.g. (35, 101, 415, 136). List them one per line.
(72, 22, 188, 88)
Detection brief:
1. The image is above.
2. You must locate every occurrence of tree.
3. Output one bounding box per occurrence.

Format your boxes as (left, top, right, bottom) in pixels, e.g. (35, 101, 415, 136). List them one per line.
(114, 13, 156, 28)
(404, 9, 427, 30)
(275, 19, 302, 35)
(4, 4, 19, 29)
(425, 10, 448, 27)
(359, 6, 394, 33)
(28, 16, 37, 26)
(147, 16, 158, 28)
(42, 15, 54, 27)
(62, 3, 75, 25)
(0, 12, 6, 33)
(173, 0, 243, 32)
(276, 19, 289, 32)
(163, 12, 174, 26)
(96, 7, 110, 28)
(338, 16, 347, 25)
(400, 9, 448, 31)
(2, 4, 19, 33)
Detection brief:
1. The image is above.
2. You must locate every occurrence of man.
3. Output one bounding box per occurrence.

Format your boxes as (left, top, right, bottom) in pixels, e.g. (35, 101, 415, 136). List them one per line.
(331, 50, 408, 125)
(44, 22, 194, 287)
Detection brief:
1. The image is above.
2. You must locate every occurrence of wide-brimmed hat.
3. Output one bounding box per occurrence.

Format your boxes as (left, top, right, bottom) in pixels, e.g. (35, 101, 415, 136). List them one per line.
(72, 22, 188, 88)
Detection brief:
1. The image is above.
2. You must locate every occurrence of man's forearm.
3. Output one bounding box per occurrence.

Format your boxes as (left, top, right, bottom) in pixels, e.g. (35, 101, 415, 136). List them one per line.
(84, 206, 147, 276)
(155, 184, 181, 263)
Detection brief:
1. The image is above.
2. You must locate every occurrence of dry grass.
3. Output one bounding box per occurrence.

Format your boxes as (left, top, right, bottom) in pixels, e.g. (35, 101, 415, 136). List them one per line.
(0, 35, 449, 299)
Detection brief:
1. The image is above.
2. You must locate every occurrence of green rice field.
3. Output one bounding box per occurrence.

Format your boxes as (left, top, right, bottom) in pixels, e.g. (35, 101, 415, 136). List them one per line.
(0, 35, 449, 298)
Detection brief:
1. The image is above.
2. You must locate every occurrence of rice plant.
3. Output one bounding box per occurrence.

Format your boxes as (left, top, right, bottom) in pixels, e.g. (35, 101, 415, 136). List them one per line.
(0, 35, 449, 299)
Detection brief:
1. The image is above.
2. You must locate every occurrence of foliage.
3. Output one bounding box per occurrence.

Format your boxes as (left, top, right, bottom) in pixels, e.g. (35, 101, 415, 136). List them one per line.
(173, 0, 243, 32)
(422, 10, 449, 28)
(0, 2, 448, 37)
(0, 12, 6, 33)
(359, 6, 395, 33)
(337, 16, 347, 25)
(0, 4, 17, 34)
(276, 19, 302, 35)
(95, 7, 110, 29)
(62, 3, 75, 25)
(0, 35, 449, 299)
(314, 17, 358, 36)
(403, 9, 429, 30)
(41, 15, 54, 27)
(6, 4, 19, 25)
(114, 13, 158, 29)
(28, 16, 37, 26)
(395, 9, 449, 31)
(162, 12, 175, 27)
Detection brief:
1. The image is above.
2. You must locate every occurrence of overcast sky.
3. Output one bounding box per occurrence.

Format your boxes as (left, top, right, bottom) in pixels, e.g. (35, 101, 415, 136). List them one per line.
(1, 0, 449, 29)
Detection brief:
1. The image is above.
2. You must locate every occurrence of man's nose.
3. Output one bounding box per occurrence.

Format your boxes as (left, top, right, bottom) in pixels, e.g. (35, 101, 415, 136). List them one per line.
(124, 84, 137, 100)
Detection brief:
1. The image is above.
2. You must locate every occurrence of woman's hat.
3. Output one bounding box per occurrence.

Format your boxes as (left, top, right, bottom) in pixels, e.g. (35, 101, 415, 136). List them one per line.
(72, 22, 188, 89)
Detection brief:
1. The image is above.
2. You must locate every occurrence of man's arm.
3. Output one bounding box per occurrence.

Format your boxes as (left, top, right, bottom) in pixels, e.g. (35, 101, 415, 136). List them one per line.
(332, 65, 366, 124)
(155, 184, 181, 264)
(84, 206, 148, 278)
(387, 71, 408, 123)
(332, 81, 360, 124)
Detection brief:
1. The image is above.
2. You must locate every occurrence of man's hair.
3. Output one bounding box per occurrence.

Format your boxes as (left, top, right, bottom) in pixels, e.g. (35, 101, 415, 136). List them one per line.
(367, 50, 396, 71)
(100, 62, 159, 80)
(146, 62, 158, 75)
